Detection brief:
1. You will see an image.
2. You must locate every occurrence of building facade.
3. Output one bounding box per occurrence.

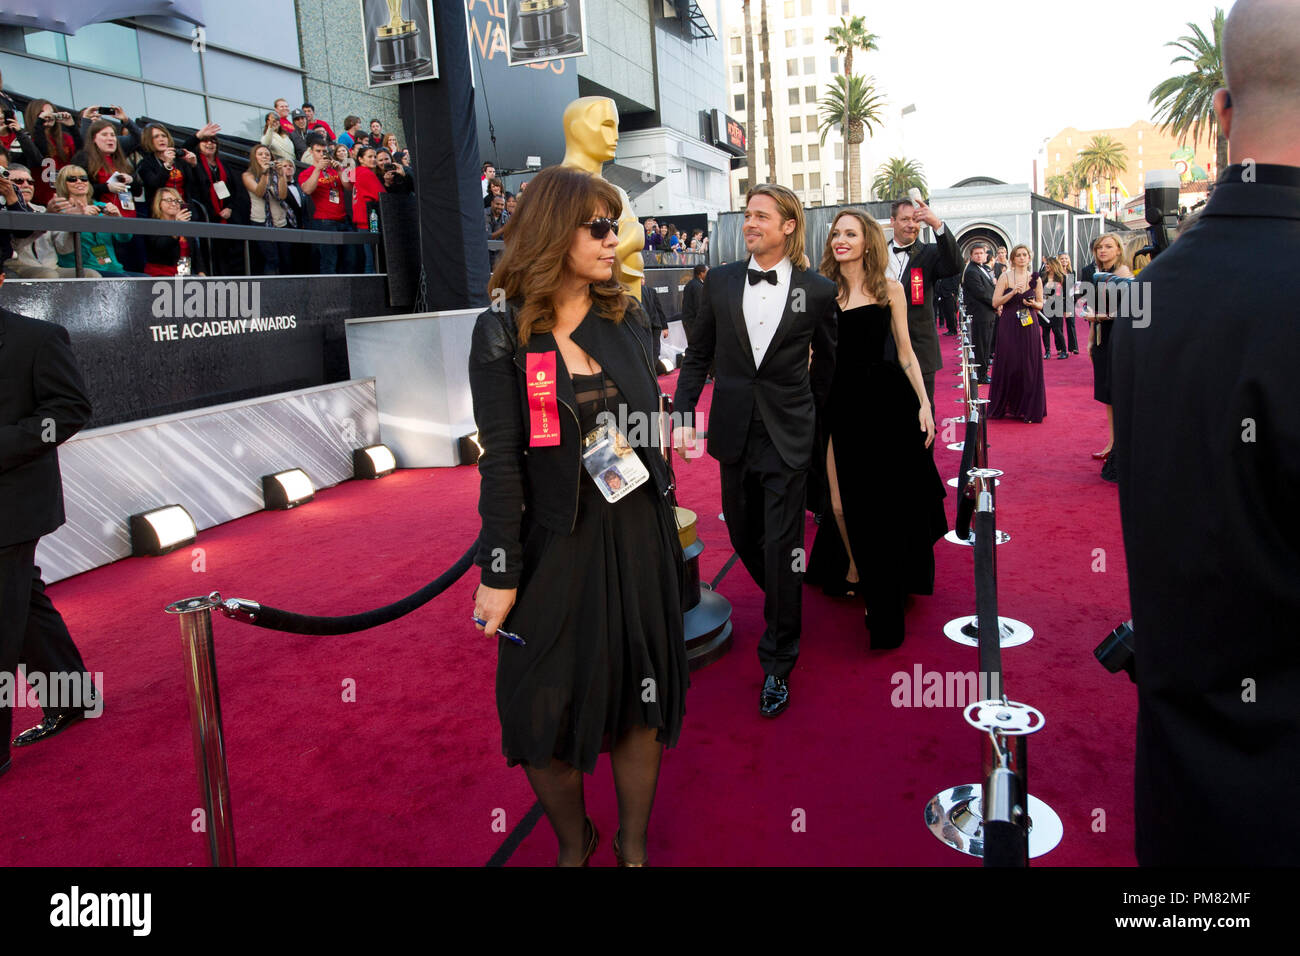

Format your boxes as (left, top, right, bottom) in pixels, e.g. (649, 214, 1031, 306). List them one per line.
(1042, 119, 1216, 215)
(721, 0, 856, 210)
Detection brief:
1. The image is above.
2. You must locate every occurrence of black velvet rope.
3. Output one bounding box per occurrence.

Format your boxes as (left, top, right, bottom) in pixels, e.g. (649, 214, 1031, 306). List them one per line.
(243, 539, 478, 635)
(954, 418, 979, 539)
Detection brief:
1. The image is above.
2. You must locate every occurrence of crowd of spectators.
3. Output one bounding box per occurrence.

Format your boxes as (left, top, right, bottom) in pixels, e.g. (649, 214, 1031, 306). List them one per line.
(1, 71, 413, 278)
(642, 216, 707, 263)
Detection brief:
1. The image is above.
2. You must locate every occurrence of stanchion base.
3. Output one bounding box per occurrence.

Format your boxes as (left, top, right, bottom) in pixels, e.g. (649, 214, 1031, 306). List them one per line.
(942, 615, 1033, 647)
(685, 586, 733, 671)
(947, 477, 1000, 488)
(718, 512, 726, 522)
(944, 529, 1010, 547)
(924, 785, 1063, 859)
(946, 442, 965, 452)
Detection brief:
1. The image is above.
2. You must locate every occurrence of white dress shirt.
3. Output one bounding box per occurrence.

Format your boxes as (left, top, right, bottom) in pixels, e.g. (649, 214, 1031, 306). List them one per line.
(886, 223, 946, 282)
(742, 254, 792, 366)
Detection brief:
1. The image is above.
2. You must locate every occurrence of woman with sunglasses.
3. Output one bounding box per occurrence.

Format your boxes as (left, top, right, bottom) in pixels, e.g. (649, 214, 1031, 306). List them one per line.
(143, 187, 207, 276)
(350, 146, 386, 273)
(49, 165, 144, 276)
(19, 101, 93, 206)
(71, 112, 146, 270)
(469, 165, 688, 866)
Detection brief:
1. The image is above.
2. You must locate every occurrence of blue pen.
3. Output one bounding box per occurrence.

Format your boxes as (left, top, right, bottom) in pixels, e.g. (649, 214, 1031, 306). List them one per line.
(472, 616, 526, 646)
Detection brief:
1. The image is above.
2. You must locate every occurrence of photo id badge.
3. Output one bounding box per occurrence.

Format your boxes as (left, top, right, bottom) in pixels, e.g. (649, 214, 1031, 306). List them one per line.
(581, 422, 649, 503)
(118, 191, 134, 212)
(1017, 309, 1033, 327)
(213, 181, 231, 200)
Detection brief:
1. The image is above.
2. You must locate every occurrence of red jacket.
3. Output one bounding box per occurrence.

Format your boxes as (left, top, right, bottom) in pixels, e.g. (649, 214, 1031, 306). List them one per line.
(351, 165, 384, 229)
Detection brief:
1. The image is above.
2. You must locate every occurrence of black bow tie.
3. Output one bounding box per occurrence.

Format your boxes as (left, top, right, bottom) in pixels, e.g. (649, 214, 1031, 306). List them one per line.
(747, 268, 779, 286)
(892, 244, 913, 255)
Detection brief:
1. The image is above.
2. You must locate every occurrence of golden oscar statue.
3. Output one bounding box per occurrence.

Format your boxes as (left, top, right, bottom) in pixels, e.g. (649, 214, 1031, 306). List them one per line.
(560, 96, 645, 302)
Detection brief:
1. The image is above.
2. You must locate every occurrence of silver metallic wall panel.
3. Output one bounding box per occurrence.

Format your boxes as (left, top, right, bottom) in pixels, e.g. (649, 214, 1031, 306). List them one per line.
(36, 380, 380, 583)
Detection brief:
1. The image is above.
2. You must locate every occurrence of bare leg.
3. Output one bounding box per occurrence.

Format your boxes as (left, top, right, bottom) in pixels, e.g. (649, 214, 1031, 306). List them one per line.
(610, 726, 663, 863)
(826, 437, 859, 586)
(1099, 404, 1114, 455)
(523, 758, 589, 866)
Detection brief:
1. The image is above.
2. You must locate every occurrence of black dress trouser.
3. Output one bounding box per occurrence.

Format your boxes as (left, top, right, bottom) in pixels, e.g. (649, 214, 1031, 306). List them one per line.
(719, 411, 807, 681)
(0, 540, 91, 749)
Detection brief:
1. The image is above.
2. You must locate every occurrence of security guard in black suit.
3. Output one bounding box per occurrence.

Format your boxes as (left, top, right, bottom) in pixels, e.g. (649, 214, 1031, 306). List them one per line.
(1110, 0, 1300, 865)
(0, 275, 95, 780)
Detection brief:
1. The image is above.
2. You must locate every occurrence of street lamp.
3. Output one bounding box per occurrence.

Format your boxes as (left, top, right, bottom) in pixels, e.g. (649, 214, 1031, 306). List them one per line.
(1110, 184, 1119, 218)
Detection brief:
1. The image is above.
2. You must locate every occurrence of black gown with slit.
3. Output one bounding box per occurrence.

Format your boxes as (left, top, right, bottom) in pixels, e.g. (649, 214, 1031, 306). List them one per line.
(806, 303, 948, 648)
(495, 370, 689, 774)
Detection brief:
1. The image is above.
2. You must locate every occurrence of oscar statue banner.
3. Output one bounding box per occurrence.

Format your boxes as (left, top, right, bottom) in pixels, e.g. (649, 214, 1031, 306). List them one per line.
(503, 0, 587, 66)
(360, 0, 439, 87)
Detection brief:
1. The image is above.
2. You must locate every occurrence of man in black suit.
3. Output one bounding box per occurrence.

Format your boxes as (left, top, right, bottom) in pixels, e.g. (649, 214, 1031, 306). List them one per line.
(676, 263, 707, 344)
(885, 198, 962, 411)
(0, 275, 96, 780)
(961, 244, 998, 385)
(934, 275, 959, 336)
(674, 184, 837, 717)
(1111, 0, 1300, 865)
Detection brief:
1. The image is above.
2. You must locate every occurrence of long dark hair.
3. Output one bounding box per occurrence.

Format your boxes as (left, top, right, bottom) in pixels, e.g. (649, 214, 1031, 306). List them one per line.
(83, 119, 134, 178)
(23, 100, 72, 162)
(487, 165, 628, 344)
(819, 209, 890, 305)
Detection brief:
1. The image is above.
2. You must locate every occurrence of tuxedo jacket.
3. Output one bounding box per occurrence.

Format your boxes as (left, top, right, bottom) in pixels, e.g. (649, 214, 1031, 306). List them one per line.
(674, 259, 837, 470)
(1111, 164, 1300, 864)
(889, 228, 962, 375)
(960, 260, 999, 324)
(679, 276, 705, 341)
(0, 308, 92, 548)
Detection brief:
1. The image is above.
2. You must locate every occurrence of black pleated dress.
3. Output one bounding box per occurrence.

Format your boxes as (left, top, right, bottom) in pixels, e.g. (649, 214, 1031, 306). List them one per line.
(495, 371, 689, 774)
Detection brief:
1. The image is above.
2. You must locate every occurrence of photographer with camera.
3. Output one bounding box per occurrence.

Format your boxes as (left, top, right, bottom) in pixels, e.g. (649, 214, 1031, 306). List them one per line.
(375, 148, 412, 196)
(1110, 0, 1300, 867)
(137, 123, 200, 214)
(19, 101, 94, 206)
(299, 140, 354, 274)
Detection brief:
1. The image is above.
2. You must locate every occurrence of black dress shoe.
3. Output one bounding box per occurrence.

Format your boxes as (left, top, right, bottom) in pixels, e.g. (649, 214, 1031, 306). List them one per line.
(1057, 351, 1069, 359)
(759, 675, 789, 717)
(11, 709, 90, 748)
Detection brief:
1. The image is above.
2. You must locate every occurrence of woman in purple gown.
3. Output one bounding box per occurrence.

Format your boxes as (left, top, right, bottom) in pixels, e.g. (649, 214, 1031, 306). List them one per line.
(988, 243, 1047, 422)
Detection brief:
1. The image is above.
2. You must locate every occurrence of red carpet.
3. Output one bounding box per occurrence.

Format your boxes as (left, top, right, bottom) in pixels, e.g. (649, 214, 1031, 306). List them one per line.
(0, 349, 1135, 867)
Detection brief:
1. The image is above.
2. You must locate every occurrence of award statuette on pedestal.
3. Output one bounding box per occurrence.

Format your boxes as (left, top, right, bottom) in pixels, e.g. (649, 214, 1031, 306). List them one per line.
(511, 0, 583, 60)
(370, 0, 432, 83)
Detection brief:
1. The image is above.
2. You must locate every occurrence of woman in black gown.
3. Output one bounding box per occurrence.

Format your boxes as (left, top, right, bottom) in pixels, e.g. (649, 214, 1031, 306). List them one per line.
(988, 244, 1048, 422)
(468, 166, 687, 866)
(806, 209, 946, 649)
(1082, 233, 1133, 478)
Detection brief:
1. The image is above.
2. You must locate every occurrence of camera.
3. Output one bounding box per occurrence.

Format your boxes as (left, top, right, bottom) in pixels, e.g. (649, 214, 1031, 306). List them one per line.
(1, 108, 13, 122)
(1094, 619, 1136, 683)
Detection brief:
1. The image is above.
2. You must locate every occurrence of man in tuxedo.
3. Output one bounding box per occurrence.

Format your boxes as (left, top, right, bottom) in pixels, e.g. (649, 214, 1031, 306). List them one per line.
(1111, 0, 1300, 865)
(885, 198, 962, 411)
(961, 244, 998, 385)
(1, 274, 96, 781)
(934, 275, 960, 336)
(674, 184, 837, 717)
(677, 264, 707, 344)
(992, 246, 1008, 278)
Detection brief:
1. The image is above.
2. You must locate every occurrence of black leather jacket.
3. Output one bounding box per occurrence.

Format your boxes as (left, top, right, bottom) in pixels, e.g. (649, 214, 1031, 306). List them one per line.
(468, 296, 677, 588)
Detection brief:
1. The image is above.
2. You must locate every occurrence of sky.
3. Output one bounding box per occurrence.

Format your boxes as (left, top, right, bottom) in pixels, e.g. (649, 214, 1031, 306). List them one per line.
(719, 0, 1234, 189)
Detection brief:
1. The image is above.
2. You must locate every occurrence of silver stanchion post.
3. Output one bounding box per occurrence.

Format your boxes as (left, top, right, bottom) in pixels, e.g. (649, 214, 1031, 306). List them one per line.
(165, 591, 236, 867)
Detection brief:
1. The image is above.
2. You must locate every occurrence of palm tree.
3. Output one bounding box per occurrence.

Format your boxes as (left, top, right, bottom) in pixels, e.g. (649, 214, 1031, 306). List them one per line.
(743, 0, 756, 194)
(872, 156, 926, 200)
(760, 1, 776, 184)
(818, 75, 886, 204)
(1045, 173, 1071, 202)
(825, 15, 879, 203)
(1149, 7, 1227, 177)
(1075, 134, 1129, 212)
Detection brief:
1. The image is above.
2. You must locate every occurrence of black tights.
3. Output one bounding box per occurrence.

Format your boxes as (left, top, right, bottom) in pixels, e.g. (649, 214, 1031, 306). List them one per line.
(524, 726, 663, 865)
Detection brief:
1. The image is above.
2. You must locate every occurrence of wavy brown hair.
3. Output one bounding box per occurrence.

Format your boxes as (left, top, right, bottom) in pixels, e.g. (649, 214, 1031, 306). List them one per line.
(819, 209, 890, 305)
(24, 100, 73, 162)
(488, 164, 628, 344)
(83, 118, 134, 178)
(141, 122, 174, 157)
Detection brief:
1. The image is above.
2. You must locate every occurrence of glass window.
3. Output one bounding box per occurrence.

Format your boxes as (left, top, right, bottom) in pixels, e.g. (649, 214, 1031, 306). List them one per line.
(1138, 160, 1143, 169)
(734, 93, 745, 111)
(764, 120, 772, 138)
(202, 50, 301, 112)
(784, 2, 795, 17)
(830, 56, 839, 73)
(1137, 145, 1143, 155)
(835, 171, 844, 187)
(810, 172, 820, 189)
(1137, 130, 1143, 139)
(762, 92, 769, 108)
(69, 69, 146, 117)
(144, 84, 206, 129)
(807, 113, 817, 131)
(803, 29, 814, 45)
(785, 30, 796, 46)
(199, 0, 300, 68)
(803, 0, 813, 15)
(731, 36, 741, 54)
(139, 30, 202, 91)
(803, 56, 815, 74)
(790, 116, 801, 132)
(806, 84, 816, 102)
(834, 142, 843, 160)
(761, 63, 769, 79)
(207, 97, 267, 141)
(0, 51, 72, 106)
(65, 22, 141, 78)
(793, 173, 805, 190)
(733, 65, 744, 83)
(21, 31, 68, 61)
(787, 59, 798, 76)
(842, 0, 850, 12)
(808, 144, 819, 161)
(788, 88, 800, 105)
(739, 178, 749, 194)
(792, 145, 803, 162)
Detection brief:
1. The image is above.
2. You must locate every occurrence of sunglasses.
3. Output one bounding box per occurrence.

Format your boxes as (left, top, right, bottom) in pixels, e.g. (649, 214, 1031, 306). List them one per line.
(65, 175, 90, 182)
(9, 178, 33, 185)
(581, 217, 619, 240)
